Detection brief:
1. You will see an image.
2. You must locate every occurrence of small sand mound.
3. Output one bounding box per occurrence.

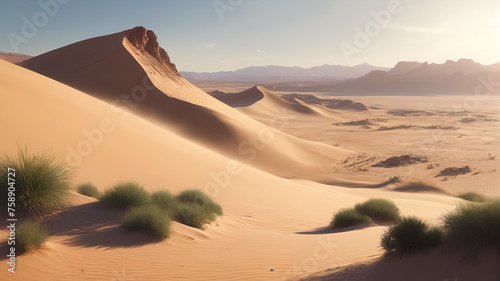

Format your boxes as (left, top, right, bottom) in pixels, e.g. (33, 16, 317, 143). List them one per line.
(387, 109, 434, 116)
(435, 166, 471, 177)
(377, 125, 457, 131)
(333, 119, 372, 126)
(377, 125, 414, 131)
(281, 94, 368, 111)
(393, 182, 449, 195)
(373, 154, 428, 168)
(459, 117, 477, 123)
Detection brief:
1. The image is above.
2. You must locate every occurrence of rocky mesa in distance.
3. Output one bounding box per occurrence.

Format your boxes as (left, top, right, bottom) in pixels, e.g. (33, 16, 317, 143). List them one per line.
(272, 59, 500, 95)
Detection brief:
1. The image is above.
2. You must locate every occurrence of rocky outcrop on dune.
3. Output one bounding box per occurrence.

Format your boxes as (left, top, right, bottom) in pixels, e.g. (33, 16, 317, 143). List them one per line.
(125, 26, 179, 74)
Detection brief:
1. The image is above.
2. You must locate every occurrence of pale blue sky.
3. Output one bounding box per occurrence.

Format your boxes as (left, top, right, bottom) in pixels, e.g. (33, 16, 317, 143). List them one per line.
(0, 0, 498, 72)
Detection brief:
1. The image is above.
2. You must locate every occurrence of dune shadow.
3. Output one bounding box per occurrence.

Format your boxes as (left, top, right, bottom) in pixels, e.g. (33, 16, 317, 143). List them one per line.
(295, 224, 370, 235)
(0, 202, 161, 260)
(43, 202, 158, 249)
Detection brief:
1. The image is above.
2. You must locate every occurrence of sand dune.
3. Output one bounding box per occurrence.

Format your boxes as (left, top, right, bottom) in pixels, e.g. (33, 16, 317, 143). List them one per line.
(215, 86, 323, 118)
(21, 26, 350, 183)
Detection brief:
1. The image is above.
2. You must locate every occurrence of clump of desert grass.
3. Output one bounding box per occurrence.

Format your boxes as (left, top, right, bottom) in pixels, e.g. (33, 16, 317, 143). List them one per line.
(381, 216, 442, 256)
(354, 198, 400, 223)
(100, 182, 150, 209)
(99, 184, 223, 236)
(175, 189, 223, 229)
(330, 208, 372, 229)
(76, 182, 101, 199)
(121, 205, 171, 239)
(0, 147, 72, 217)
(330, 198, 399, 229)
(380, 199, 500, 257)
(442, 199, 500, 254)
(16, 221, 49, 254)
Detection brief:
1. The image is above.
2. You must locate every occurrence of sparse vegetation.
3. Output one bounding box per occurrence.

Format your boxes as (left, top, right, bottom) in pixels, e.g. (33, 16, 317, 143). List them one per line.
(0, 148, 72, 217)
(176, 189, 223, 217)
(458, 192, 487, 203)
(330, 208, 373, 229)
(100, 182, 150, 209)
(121, 205, 171, 239)
(442, 199, 500, 254)
(355, 198, 400, 223)
(16, 221, 49, 253)
(151, 190, 177, 216)
(175, 189, 222, 229)
(381, 216, 442, 256)
(76, 182, 101, 199)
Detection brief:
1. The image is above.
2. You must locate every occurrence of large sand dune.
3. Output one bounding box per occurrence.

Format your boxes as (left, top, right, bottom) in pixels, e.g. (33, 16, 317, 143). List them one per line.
(20, 26, 351, 184)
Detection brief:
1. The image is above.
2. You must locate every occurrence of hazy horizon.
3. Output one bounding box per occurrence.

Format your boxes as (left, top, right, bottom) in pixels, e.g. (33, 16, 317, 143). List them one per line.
(1, 0, 498, 72)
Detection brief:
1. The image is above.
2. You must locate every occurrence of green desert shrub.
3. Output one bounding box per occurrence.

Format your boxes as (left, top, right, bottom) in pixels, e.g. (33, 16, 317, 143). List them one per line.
(330, 208, 373, 229)
(176, 189, 222, 216)
(16, 221, 49, 253)
(381, 216, 442, 256)
(76, 182, 101, 199)
(355, 198, 400, 223)
(175, 189, 222, 229)
(151, 190, 177, 216)
(442, 199, 500, 253)
(457, 192, 487, 203)
(100, 182, 150, 209)
(175, 203, 216, 229)
(0, 148, 72, 217)
(121, 205, 171, 239)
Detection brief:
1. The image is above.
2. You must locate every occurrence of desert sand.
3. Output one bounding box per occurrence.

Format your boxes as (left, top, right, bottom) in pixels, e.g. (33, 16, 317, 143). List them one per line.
(0, 27, 499, 280)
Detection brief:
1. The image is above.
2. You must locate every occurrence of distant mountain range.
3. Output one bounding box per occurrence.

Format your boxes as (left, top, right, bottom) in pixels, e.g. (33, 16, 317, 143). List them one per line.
(2, 50, 497, 96)
(0, 51, 32, 64)
(272, 59, 500, 95)
(180, 64, 390, 82)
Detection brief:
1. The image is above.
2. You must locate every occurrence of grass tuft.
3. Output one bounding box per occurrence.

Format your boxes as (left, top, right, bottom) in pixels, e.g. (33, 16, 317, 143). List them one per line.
(100, 182, 150, 209)
(0, 147, 72, 217)
(76, 182, 101, 199)
(151, 190, 177, 216)
(175, 190, 222, 229)
(176, 189, 222, 216)
(330, 208, 373, 229)
(442, 199, 500, 254)
(355, 198, 400, 223)
(381, 216, 442, 256)
(16, 221, 49, 253)
(121, 205, 171, 239)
